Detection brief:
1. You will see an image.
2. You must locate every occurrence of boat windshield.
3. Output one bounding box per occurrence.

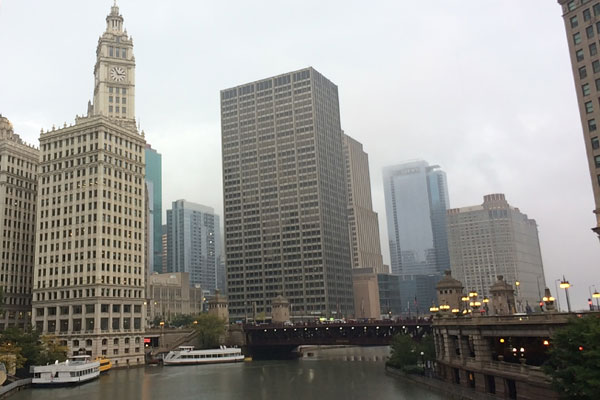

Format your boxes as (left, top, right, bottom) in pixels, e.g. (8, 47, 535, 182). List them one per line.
(68, 355, 91, 364)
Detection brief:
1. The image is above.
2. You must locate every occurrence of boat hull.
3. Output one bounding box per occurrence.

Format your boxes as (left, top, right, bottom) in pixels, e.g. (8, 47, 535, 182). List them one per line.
(164, 356, 244, 366)
(32, 372, 100, 387)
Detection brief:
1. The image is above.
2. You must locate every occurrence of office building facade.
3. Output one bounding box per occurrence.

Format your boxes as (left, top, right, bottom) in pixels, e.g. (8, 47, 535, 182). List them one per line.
(221, 67, 354, 320)
(0, 116, 38, 330)
(342, 134, 386, 273)
(447, 194, 546, 311)
(382, 160, 450, 312)
(145, 144, 162, 273)
(31, 4, 146, 366)
(166, 200, 220, 293)
(558, 0, 600, 238)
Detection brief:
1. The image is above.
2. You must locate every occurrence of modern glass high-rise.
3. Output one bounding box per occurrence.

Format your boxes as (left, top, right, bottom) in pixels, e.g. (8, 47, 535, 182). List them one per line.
(145, 144, 162, 273)
(221, 67, 354, 320)
(382, 160, 450, 312)
(166, 200, 220, 293)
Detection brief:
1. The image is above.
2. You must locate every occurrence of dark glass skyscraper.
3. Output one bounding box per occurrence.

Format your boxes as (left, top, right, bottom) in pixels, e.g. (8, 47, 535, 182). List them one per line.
(145, 144, 162, 273)
(382, 161, 450, 313)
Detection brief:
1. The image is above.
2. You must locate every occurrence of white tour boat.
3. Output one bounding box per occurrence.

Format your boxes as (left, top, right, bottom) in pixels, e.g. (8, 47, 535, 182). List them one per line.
(32, 355, 100, 386)
(163, 346, 244, 366)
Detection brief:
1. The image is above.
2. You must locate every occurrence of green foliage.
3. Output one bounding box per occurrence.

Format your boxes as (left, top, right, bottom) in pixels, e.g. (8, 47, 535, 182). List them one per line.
(418, 334, 436, 363)
(193, 314, 226, 349)
(387, 334, 418, 369)
(543, 315, 600, 399)
(0, 328, 67, 377)
(0, 343, 25, 374)
(171, 314, 195, 328)
(387, 334, 435, 374)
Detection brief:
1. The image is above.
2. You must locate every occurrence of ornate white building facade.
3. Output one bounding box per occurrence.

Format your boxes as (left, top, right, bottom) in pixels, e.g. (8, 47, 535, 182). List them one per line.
(31, 4, 147, 367)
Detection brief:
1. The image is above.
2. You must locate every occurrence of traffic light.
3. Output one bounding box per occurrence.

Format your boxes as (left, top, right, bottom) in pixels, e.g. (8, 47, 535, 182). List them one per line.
(539, 301, 544, 312)
(589, 298, 593, 311)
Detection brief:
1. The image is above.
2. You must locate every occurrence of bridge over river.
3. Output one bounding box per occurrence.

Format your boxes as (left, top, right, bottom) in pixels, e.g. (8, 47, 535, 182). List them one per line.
(244, 319, 432, 359)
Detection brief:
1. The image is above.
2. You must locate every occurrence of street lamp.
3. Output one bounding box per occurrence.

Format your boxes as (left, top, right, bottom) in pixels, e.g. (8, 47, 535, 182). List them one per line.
(592, 286, 600, 310)
(554, 279, 563, 311)
(559, 276, 571, 313)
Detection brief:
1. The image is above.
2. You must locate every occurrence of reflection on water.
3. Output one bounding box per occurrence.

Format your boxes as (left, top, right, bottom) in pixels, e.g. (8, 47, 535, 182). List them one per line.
(11, 347, 442, 400)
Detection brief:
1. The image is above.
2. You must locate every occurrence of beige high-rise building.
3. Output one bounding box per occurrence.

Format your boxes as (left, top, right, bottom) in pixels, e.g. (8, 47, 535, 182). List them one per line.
(342, 134, 386, 274)
(447, 194, 546, 312)
(0, 116, 38, 330)
(221, 67, 354, 320)
(558, 0, 600, 238)
(31, 4, 146, 366)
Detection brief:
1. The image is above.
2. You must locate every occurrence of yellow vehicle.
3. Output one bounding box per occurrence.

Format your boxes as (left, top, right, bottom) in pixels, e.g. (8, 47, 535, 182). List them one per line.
(96, 357, 112, 373)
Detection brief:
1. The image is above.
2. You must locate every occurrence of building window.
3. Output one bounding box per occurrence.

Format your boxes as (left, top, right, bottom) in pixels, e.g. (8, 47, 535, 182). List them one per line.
(592, 136, 599, 149)
(577, 49, 585, 61)
(568, 1, 576, 12)
(589, 118, 597, 131)
(584, 83, 591, 96)
(574, 32, 582, 45)
(109, 87, 113, 94)
(122, 88, 127, 95)
(122, 107, 126, 113)
(121, 97, 126, 104)
(595, 4, 600, 16)
(580, 66, 588, 79)
(584, 8, 592, 21)
(115, 106, 120, 113)
(109, 96, 113, 103)
(122, 48, 126, 58)
(586, 101, 594, 113)
(109, 106, 113, 113)
(109, 46, 114, 57)
(594, 60, 600, 73)
(571, 15, 579, 28)
(587, 25, 595, 39)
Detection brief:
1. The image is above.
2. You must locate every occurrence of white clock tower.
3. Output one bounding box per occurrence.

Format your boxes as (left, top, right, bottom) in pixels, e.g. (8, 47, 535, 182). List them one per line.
(92, 2, 136, 128)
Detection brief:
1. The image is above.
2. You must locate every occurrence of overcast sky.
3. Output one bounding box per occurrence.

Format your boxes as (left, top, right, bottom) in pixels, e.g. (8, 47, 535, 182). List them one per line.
(1, 0, 598, 310)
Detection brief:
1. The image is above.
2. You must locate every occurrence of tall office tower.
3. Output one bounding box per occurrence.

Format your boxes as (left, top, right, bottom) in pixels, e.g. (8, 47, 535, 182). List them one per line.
(447, 194, 546, 311)
(145, 144, 162, 273)
(382, 160, 450, 313)
(558, 1, 600, 239)
(217, 255, 227, 294)
(32, 4, 146, 366)
(221, 67, 354, 320)
(0, 116, 38, 330)
(161, 224, 167, 273)
(342, 134, 386, 273)
(166, 200, 220, 293)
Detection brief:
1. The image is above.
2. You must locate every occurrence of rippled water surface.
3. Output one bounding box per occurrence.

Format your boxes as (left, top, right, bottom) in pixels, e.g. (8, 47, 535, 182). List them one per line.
(12, 347, 442, 400)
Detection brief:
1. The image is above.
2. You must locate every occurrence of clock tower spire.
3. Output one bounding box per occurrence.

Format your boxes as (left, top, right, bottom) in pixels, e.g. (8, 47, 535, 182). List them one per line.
(91, 2, 136, 130)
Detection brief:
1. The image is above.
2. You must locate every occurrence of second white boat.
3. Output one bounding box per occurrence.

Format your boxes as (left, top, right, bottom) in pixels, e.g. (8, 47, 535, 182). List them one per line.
(163, 346, 244, 366)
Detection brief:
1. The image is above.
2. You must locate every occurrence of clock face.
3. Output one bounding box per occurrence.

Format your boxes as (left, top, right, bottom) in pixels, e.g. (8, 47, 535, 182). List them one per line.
(110, 66, 126, 82)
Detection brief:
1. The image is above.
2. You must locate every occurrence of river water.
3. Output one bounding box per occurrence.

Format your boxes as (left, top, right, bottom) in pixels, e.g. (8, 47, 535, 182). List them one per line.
(12, 347, 442, 400)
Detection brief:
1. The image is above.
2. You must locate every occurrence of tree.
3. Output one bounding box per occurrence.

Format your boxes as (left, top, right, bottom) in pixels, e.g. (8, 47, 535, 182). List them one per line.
(39, 335, 68, 364)
(0, 343, 25, 375)
(387, 334, 419, 370)
(171, 314, 194, 328)
(192, 314, 226, 349)
(543, 315, 600, 399)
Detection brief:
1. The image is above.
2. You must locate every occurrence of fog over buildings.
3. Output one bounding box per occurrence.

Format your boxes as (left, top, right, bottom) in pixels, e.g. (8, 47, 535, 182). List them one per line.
(1, 0, 599, 309)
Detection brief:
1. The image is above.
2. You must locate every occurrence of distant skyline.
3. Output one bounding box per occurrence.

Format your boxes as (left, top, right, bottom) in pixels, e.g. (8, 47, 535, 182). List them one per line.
(0, 0, 598, 309)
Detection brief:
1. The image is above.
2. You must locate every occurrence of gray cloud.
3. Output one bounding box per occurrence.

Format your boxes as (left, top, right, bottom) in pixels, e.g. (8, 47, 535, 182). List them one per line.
(0, 0, 597, 309)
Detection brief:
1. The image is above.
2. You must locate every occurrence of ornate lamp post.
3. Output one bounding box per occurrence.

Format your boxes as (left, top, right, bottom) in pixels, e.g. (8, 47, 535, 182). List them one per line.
(593, 287, 600, 310)
(559, 276, 572, 313)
